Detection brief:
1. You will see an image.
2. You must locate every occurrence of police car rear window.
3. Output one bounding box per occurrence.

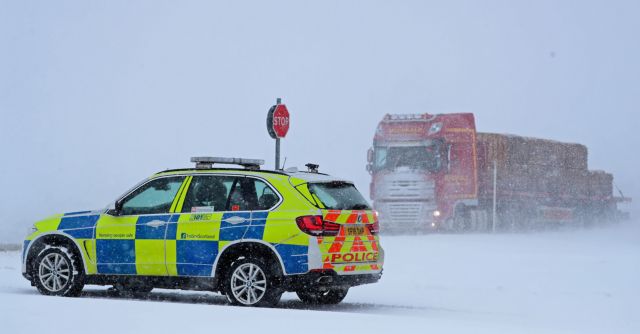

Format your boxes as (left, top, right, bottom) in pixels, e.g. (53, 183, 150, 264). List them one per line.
(307, 182, 370, 210)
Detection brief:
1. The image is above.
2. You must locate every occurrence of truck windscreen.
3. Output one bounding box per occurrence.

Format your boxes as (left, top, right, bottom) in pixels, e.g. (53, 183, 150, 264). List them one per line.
(374, 142, 443, 172)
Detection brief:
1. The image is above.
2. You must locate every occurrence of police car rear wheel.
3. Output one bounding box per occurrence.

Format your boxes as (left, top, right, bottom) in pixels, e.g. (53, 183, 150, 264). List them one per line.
(33, 246, 84, 297)
(224, 258, 283, 307)
(296, 287, 349, 305)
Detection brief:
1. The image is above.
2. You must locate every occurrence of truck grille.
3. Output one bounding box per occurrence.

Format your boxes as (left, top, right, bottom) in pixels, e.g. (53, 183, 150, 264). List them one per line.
(376, 179, 435, 199)
(378, 201, 437, 229)
(374, 172, 437, 230)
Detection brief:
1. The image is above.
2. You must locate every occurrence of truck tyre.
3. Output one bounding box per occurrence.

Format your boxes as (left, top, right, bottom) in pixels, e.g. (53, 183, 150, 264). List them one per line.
(224, 257, 283, 307)
(296, 287, 349, 305)
(33, 246, 84, 297)
(453, 206, 470, 232)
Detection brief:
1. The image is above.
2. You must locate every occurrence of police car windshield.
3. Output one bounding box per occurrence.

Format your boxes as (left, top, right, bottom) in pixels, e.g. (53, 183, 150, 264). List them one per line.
(307, 182, 371, 210)
(105, 177, 150, 211)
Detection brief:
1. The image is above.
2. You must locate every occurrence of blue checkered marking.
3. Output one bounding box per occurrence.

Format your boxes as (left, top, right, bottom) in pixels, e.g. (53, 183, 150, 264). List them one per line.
(274, 244, 308, 274)
(58, 214, 99, 239)
(135, 215, 178, 239)
(166, 218, 178, 240)
(176, 240, 218, 276)
(219, 212, 251, 241)
(96, 239, 136, 274)
(244, 211, 268, 239)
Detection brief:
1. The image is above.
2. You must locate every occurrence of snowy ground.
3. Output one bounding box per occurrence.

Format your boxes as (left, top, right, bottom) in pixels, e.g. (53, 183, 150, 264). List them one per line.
(1, 222, 638, 334)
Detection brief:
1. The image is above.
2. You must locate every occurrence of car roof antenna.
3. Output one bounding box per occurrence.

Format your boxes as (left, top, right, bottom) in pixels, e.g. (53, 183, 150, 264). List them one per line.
(281, 157, 287, 170)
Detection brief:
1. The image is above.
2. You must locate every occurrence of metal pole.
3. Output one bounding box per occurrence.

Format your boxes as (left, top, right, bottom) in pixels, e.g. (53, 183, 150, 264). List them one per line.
(275, 138, 280, 170)
(492, 159, 497, 233)
(275, 97, 282, 170)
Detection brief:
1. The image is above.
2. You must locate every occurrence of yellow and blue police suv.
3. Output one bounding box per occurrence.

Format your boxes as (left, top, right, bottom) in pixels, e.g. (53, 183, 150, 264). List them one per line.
(22, 157, 383, 306)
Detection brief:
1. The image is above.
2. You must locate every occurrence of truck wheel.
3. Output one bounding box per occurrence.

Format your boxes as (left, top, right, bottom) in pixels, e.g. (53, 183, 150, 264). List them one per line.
(33, 246, 84, 297)
(453, 212, 470, 232)
(296, 287, 349, 305)
(224, 257, 283, 307)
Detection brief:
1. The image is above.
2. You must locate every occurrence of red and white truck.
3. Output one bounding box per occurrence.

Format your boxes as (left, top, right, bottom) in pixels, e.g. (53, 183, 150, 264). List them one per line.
(366, 113, 629, 232)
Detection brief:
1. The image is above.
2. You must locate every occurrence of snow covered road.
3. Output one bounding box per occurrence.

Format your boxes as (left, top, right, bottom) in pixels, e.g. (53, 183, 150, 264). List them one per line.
(1, 223, 638, 334)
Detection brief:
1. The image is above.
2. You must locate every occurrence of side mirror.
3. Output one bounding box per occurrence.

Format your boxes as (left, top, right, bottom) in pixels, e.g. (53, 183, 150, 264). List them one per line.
(367, 148, 373, 163)
(366, 163, 373, 175)
(112, 200, 123, 216)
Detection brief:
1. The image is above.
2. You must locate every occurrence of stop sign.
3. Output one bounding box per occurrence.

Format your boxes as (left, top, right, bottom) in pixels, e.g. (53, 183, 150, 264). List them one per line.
(267, 104, 290, 139)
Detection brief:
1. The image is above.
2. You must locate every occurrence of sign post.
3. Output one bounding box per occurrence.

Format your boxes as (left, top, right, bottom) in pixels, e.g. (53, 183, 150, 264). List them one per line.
(266, 98, 290, 170)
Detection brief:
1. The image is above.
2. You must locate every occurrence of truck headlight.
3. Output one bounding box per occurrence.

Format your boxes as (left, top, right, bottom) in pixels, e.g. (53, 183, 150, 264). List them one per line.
(432, 210, 441, 217)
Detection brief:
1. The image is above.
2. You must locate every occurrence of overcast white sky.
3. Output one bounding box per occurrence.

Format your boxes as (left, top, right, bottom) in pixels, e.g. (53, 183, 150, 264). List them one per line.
(1, 0, 638, 242)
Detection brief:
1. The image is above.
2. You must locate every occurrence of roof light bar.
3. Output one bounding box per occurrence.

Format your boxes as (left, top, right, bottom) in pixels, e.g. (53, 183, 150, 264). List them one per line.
(190, 157, 265, 170)
(383, 113, 432, 121)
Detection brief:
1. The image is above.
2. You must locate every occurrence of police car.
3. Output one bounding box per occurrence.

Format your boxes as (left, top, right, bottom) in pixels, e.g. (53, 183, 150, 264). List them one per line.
(22, 157, 383, 306)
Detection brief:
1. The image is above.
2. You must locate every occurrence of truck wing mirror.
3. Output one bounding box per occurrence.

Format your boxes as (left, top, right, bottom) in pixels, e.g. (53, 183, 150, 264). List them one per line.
(367, 148, 373, 163)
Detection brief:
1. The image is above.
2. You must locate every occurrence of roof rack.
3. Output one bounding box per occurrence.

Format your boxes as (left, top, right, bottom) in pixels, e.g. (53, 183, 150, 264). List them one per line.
(190, 157, 265, 170)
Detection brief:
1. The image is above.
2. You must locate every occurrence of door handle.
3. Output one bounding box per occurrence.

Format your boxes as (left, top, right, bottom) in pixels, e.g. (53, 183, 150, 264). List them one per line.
(223, 216, 246, 225)
(145, 220, 166, 228)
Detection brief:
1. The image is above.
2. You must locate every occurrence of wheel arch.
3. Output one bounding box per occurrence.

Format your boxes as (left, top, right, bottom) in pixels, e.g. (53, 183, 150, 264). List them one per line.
(24, 232, 88, 276)
(212, 240, 286, 288)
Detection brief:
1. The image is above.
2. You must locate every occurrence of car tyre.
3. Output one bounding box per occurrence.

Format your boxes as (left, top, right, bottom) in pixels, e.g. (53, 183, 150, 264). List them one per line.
(33, 246, 84, 297)
(296, 287, 349, 305)
(223, 257, 283, 307)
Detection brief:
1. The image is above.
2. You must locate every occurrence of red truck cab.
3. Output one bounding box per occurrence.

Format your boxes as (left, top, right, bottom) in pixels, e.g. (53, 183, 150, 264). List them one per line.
(367, 113, 478, 232)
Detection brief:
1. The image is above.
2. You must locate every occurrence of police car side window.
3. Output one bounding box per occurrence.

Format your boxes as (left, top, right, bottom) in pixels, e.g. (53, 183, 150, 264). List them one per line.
(226, 178, 278, 211)
(181, 175, 234, 213)
(120, 176, 185, 215)
(254, 179, 279, 210)
(227, 178, 250, 211)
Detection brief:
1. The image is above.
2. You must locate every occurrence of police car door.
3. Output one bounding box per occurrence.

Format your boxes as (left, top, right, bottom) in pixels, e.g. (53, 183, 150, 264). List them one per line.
(165, 175, 234, 276)
(95, 176, 186, 275)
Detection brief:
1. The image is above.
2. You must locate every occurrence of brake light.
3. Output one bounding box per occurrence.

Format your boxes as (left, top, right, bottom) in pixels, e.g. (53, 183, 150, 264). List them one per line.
(296, 215, 341, 236)
(367, 220, 380, 235)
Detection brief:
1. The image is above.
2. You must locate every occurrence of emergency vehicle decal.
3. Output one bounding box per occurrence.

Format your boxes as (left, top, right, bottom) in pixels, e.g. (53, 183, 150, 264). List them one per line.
(58, 214, 99, 239)
(317, 209, 382, 273)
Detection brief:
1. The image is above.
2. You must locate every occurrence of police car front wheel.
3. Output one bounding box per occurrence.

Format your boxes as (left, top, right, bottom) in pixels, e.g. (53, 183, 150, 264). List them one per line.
(33, 246, 84, 297)
(224, 257, 283, 307)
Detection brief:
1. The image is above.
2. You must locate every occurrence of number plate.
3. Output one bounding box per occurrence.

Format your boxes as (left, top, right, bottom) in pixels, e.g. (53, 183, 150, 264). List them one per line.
(344, 225, 365, 236)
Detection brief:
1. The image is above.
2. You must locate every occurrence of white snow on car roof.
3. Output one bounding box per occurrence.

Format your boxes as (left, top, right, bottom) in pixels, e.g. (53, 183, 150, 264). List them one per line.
(285, 171, 352, 183)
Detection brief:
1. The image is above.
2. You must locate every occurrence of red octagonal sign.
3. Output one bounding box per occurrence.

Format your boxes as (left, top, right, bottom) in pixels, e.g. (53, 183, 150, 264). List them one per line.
(267, 104, 290, 139)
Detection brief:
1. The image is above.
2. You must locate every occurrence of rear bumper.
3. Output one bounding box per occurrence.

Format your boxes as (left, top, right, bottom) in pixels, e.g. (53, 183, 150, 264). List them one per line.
(283, 269, 383, 292)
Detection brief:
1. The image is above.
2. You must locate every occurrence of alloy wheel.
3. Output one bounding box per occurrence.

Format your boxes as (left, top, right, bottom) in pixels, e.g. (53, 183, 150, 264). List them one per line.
(38, 252, 70, 292)
(230, 263, 267, 305)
